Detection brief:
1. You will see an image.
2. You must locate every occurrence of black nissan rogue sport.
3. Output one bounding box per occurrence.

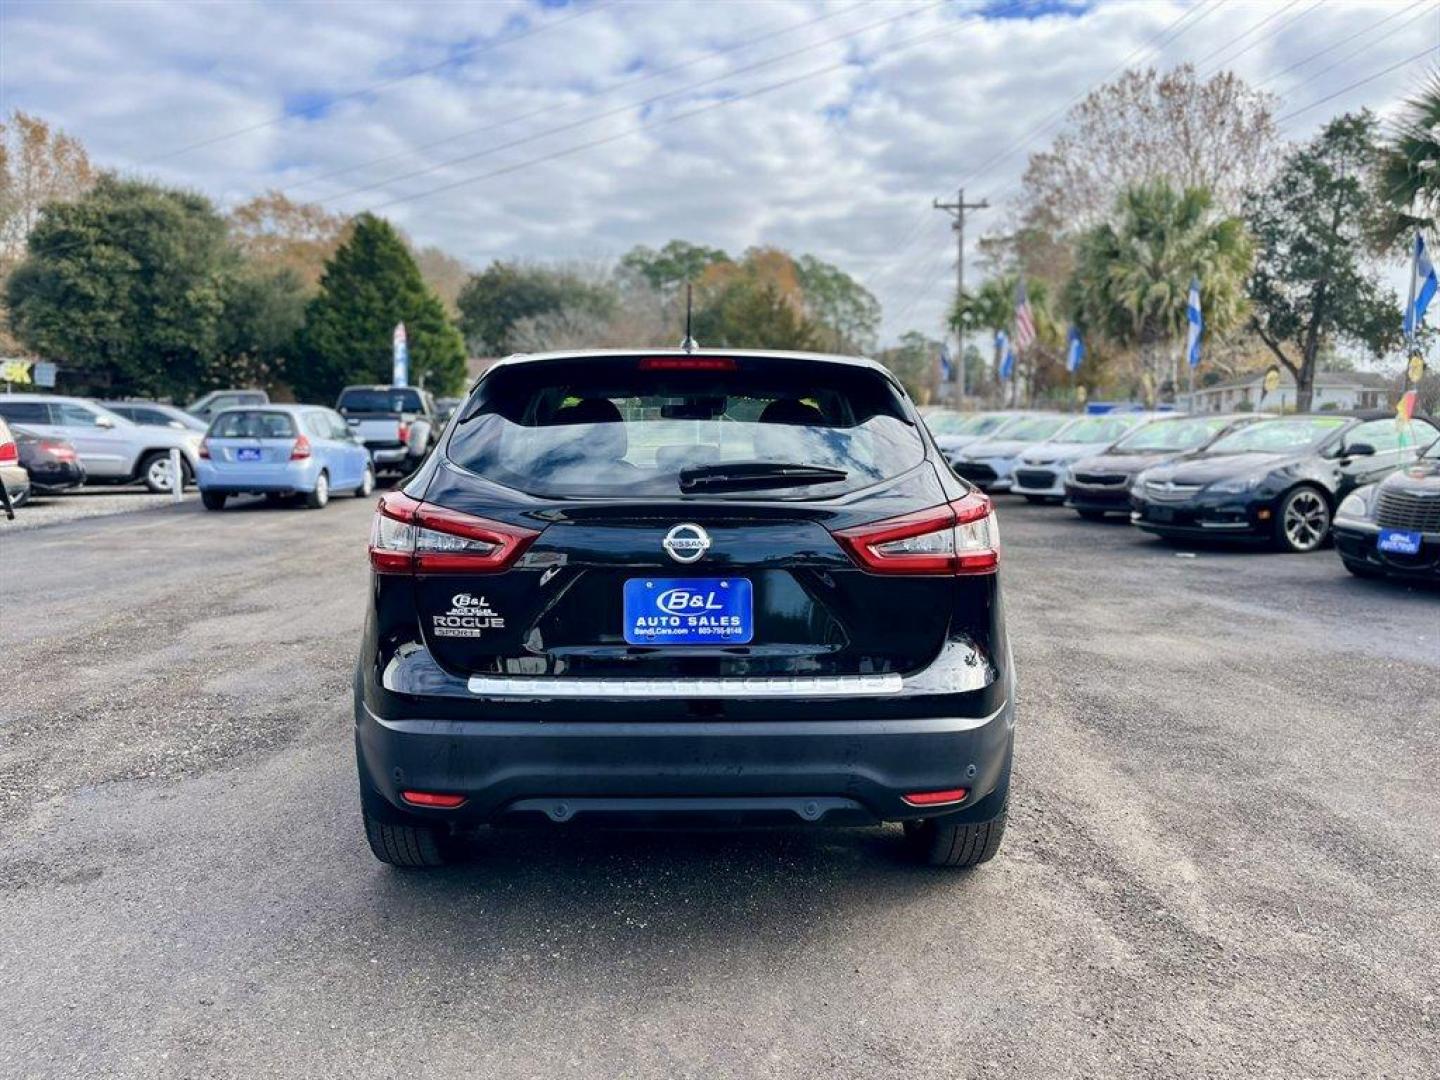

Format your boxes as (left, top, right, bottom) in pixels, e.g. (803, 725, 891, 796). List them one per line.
(355, 349, 1014, 868)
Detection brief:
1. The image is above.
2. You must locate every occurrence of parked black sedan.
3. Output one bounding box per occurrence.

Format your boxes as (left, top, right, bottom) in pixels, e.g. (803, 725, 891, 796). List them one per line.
(1332, 432, 1440, 582)
(1064, 413, 1258, 520)
(1131, 411, 1440, 552)
(12, 425, 86, 495)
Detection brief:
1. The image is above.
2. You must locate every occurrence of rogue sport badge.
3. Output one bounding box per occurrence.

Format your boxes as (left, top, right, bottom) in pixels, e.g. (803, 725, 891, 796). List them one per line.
(662, 523, 711, 564)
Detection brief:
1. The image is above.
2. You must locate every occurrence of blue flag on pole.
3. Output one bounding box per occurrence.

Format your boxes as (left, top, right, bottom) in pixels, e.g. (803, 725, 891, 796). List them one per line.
(1066, 326, 1085, 374)
(1404, 231, 1437, 339)
(1185, 277, 1203, 369)
(938, 343, 955, 383)
(997, 330, 1014, 380)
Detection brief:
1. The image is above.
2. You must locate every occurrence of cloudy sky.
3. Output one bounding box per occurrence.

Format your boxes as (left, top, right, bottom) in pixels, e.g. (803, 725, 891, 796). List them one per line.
(3, 0, 1437, 343)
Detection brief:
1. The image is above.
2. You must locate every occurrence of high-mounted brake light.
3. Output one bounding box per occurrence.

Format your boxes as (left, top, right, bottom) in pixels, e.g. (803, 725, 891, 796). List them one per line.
(369, 490, 539, 574)
(638, 357, 737, 371)
(832, 492, 999, 576)
(290, 435, 312, 460)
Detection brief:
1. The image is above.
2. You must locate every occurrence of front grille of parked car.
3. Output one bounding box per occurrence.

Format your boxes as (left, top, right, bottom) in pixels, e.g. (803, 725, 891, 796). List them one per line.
(1144, 480, 1204, 502)
(1014, 468, 1056, 489)
(1072, 471, 1128, 487)
(1376, 489, 1440, 532)
(953, 462, 997, 484)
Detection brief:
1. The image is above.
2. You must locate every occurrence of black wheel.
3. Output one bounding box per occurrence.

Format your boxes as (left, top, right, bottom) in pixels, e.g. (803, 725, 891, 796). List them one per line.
(304, 470, 330, 509)
(904, 801, 1008, 868)
(1342, 558, 1382, 579)
(201, 491, 226, 511)
(1274, 485, 1331, 553)
(363, 810, 449, 868)
(1076, 509, 1108, 521)
(9, 486, 29, 508)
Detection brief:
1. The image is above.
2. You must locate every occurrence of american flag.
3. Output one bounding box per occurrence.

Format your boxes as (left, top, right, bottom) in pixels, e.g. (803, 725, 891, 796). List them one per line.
(1013, 278, 1036, 351)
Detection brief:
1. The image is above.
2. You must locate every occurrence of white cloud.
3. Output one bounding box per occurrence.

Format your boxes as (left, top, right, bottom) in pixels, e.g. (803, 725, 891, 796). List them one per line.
(1, 0, 1431, 344)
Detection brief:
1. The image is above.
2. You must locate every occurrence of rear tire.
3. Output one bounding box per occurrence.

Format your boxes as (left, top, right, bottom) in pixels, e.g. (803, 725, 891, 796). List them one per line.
(305, 470, 330, 509)
(363, 811, 449, 869)
(201, 491, 226, 511)
(904, 802, 1008, 868)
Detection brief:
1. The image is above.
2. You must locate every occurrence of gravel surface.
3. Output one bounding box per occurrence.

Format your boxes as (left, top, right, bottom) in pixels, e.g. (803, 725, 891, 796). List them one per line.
(0, 497, 1436, 1079)
(5, 485, 196, 531)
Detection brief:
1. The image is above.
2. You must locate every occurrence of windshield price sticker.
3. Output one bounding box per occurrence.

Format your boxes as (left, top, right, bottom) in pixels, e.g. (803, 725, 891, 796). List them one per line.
(623, 578, 754, 645)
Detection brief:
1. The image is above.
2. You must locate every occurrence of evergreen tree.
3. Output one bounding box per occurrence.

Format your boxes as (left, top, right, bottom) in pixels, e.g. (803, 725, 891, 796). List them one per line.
(295, 213, 465, 400)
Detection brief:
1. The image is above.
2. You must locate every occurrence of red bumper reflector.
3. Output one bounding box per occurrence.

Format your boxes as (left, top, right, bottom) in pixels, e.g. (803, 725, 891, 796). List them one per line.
(400, 791, 466, 809)
(901, 788, 969, 807)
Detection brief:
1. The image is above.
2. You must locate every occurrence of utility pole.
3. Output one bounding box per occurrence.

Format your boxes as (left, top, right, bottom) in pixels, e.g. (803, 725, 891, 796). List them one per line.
(933, 187, 988, 407)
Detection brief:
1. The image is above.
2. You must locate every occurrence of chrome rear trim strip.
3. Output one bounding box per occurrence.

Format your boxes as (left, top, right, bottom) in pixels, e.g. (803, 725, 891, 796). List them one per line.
(466, 672, 905, 699)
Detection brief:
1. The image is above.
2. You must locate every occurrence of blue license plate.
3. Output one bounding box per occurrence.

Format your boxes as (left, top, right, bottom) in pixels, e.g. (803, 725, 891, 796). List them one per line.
(623, 577, 753, 645)
(236, 447, 262, 462)
(1377, 528, 1422, 555)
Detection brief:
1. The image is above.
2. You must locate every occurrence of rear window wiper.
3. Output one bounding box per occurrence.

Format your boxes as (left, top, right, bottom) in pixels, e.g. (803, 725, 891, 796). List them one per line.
(678, 462, 848, 492)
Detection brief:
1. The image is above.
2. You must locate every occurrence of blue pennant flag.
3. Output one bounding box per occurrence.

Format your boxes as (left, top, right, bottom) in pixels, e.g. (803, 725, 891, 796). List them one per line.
(1185, 277, 1203, 369)
(938, 342, 955, 383)
(996, 329, 1014, 380)
(1066, 326, 1085, 374)
(1404, 231, 1437, 339)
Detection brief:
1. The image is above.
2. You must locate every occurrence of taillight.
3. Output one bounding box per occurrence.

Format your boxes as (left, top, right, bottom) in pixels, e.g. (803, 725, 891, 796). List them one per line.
(0, 440, 16, 465)
(290, 435, 311, 460)
(42, 441, 76, 461)
(833, 492, 999, 575)
(198, 438, 210, 460)
(397, 421, 411, 444)
(369, 490, 539, 574)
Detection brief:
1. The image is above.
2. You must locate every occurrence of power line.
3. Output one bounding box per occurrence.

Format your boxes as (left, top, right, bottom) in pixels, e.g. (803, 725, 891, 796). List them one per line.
(1251, 0, 1431, 91)
(1196, 0, 1325, 79)
(1275, 43, 1439, 124)
(283, 1, 864, 195)
(363, 6, 986, 214)
(1268, 2, 1439, 102)
(320, 1, 950, 207)
(137, 0, 615, 166)
(1185, 0, 1304, 73)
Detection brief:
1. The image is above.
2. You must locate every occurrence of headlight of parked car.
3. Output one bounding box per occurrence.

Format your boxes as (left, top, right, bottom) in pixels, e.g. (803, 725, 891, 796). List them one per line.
(1336, 490, 1372, 522)
(1207, 473, 1262, 495)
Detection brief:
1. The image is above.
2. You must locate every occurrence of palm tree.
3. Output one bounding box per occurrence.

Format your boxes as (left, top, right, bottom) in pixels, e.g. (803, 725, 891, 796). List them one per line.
(1376, 72, 1440, 244)
(950, 274, 1062, 402)
(1069, 182, 1252, 404)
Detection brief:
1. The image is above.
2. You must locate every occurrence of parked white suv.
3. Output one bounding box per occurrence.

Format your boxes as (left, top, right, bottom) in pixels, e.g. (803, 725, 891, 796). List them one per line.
(0, 394, 202, 493)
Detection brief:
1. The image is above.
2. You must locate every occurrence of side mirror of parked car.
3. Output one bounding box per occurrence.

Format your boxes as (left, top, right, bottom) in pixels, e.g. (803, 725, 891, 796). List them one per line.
(95, 415, 115, 429)
(1344, 442, 1376, 458)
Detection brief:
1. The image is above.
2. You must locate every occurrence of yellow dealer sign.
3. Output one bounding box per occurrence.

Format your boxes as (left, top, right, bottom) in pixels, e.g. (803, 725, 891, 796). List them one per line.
(0, 359, 34, 384)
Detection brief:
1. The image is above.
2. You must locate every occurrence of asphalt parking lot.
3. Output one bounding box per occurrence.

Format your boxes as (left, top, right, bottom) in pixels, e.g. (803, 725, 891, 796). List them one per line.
(1, 496, 1436, 1079)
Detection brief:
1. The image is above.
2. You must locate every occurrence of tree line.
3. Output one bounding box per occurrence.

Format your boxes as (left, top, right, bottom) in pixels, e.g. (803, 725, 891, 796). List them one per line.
(0, 113, 879, 403)
(942, 66, 1440, 413)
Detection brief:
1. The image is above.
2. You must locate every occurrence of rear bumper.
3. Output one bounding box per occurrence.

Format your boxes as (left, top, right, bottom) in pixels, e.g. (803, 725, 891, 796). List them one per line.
(357, 695, 1014, 828)
(196, 458, 319, 494)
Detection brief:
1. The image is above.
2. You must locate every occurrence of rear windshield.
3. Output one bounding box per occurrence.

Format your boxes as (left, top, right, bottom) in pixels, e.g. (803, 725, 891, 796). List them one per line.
(1114, 416, 1236, 452)
(338, 388, 423, 413)
(1207, 416, 1346, 454)
(1053, 415, 1142, 444)
(445, 355, 924, 498)
(209, 410, 296, 438)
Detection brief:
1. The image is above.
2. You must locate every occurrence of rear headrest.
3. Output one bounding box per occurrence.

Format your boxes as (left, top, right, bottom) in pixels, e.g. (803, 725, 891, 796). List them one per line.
(549, 397, 626, 460)
(759, 399, 824, 426)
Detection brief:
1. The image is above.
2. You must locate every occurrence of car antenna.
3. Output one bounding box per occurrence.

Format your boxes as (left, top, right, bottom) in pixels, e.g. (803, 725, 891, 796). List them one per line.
(680, 282, 698, 353)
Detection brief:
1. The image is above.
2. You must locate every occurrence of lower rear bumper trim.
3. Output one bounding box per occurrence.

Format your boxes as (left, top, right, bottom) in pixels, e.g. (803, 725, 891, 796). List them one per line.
(465, 672, 904, 698)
